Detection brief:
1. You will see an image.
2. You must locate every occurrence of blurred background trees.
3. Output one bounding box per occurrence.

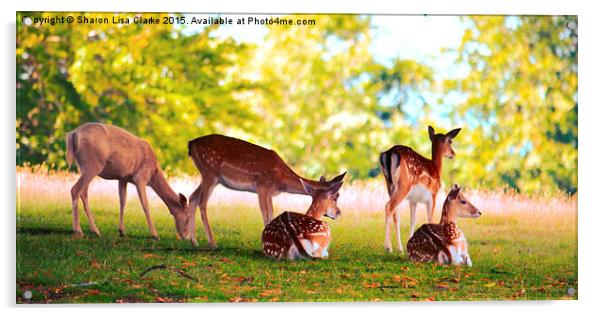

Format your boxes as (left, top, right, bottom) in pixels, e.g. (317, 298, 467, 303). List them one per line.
(16, 13, 577, 195)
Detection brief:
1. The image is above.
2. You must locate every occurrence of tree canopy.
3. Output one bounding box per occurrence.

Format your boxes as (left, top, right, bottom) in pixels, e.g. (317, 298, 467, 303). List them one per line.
(16, 13, 577, 195)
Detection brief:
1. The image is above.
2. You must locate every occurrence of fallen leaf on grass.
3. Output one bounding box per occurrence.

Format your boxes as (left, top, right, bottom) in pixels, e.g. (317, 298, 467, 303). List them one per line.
(435, 283, 449, 291)
(229, 296, 256, 302)
(90, 260, 101, 269)
(424, 297, 436, 301)
(260, 289, 282, 297)
(269, 297, 280, 302)
(484, 282, 497, 288)
(86, 289, 100, 295)
(155, 296, 171, 303)
(143, 253, 161, 259)
(219, 257, 235, 263)
(363, 282, 381, 288)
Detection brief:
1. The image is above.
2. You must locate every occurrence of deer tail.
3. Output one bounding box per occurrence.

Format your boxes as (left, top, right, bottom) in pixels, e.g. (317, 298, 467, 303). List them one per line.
(379, 150, 398, 196)
(66, 131, 78, 167)
(187, 140, 193, 157)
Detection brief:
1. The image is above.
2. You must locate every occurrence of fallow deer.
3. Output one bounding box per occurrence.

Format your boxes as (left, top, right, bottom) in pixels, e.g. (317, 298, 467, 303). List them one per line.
(379, 126, 461, 253)
(407, 184, 481, 266)
(262, 178, 343, 260)
(186, 134, 346, 247)
(66, 123, 189, 239)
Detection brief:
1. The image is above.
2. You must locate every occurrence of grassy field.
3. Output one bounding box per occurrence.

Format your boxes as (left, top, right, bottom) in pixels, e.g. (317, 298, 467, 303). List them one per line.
(16, 167, 578, 303)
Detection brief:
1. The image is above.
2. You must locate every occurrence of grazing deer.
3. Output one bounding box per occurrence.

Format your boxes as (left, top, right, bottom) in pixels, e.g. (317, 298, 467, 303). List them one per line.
(379, 126, 461, 253)
(65, 123, 189, 239)
(407, 184, 481, 266)
(262, 178, 343, 260)
(186, 134, 346, 247)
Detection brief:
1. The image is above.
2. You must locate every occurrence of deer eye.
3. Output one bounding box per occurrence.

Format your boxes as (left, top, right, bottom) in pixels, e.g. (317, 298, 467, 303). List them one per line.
(461, 200, 467, 204)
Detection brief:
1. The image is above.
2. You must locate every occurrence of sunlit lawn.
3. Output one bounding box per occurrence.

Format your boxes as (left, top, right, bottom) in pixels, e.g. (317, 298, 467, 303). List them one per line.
(16, 169, 577, 303)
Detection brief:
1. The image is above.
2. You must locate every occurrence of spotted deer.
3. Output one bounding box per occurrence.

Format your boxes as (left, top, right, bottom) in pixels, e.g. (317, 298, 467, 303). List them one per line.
(379, 126, 461, 253)
(262, 178, 343, 260)
(186, 134, 346, 247)
(65, 123, 189, 239)
(407, 184, 481, 266)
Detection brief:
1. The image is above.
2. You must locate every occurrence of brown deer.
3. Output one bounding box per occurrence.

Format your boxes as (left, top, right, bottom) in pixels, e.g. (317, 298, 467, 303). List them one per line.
(407, 184, 481, 266)
(379, 126, 461, 253)
(262, 178, 343, 260)
(65, 123, 189, 239)
(186, 134, 346, 247)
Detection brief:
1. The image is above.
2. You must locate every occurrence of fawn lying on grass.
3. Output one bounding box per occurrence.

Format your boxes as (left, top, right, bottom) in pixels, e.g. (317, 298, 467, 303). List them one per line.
(407, 184, 481, 266)
(262, 177, 344, 260)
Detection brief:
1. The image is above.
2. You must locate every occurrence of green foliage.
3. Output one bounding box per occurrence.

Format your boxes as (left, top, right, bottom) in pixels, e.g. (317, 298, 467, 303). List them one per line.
(17, 12, 256, 173)
(445, 16, 577, 194)
(16, 13, 577, 194)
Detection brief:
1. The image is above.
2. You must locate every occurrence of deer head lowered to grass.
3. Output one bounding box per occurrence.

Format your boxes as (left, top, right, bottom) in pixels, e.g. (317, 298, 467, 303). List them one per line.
(407, 184, 481, 266)
(379, 125, 462, 253)
(186, 134, 346, 248)
(65, 122, 189, 240)
(261, 177, 344, 260)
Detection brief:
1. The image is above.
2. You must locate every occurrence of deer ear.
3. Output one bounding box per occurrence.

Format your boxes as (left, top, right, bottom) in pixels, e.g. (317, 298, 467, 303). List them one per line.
(319, 176, 326, 182)
(179, 193, 188, 207)
(428, 125, 435, 141)
(300, 179, 315, 195)
(330, 171, 347, 183)
(447, 184, 461, 201)
(446, 128, 462, 139)
(328, 180, 344, 194)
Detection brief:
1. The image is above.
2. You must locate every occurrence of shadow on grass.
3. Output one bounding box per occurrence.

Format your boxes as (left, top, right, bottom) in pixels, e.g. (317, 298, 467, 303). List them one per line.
(17, 227, 73, 236)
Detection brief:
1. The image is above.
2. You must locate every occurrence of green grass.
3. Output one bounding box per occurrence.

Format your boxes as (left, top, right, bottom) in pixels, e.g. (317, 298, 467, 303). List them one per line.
(16, 197, 577, 303)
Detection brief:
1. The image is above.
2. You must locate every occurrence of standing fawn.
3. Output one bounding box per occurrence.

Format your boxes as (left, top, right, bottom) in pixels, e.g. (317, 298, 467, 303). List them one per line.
(186, 134, 346, 247)
(66, 123, 189, 239)
(407, 184, 481, 266)
(379, 126, 461, 253)
(262, 178, 343, 260)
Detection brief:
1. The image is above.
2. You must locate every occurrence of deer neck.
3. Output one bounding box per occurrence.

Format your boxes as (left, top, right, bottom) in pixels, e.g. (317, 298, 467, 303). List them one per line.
(149, 169, 180, 212)
(304, 202, 324, 220)
(283, 169, 330, 195)
(439, 203, 457, 225)
(431, 143, 444, 175)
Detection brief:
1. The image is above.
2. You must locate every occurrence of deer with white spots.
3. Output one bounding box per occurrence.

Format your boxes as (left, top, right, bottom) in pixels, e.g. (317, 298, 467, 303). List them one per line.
(262, 177, 344, 260)
(65, 123, 190, 240)
(407, 184, 481, 266)
(379, 126, 461, 253)
(186, 134, 346, 247)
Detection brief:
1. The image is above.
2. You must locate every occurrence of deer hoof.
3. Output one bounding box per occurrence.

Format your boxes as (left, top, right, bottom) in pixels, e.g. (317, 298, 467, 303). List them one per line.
(190, 238, 199, 247)
(118, 229, 126, 237)
(384, 246, 393, 253)
(92, 229, 101, 237)
(151, 235, 160, 241)
(73, 229, 84, 238)
(207, 241, 217, 249)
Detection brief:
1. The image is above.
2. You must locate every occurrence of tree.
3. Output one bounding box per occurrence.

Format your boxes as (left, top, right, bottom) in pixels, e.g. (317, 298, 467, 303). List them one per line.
(445, 16, 577, 194)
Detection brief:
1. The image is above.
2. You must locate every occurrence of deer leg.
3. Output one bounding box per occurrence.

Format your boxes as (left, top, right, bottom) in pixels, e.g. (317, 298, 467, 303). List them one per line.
(384, 185, 410, 253)
(393, 207, 403, 252)
(198, 178, 218, 248)
(135, 183, 159, 240)
(187, 184, 202, 246)
(80, 184, 101, 237)
(70, 173, 95, 237)
(427, 193, 436, 224)
(266, 194, 275, 224)
(257, 189, 272, 226)
(118, 180, 127, 237)
(408, 201, 418, 239)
